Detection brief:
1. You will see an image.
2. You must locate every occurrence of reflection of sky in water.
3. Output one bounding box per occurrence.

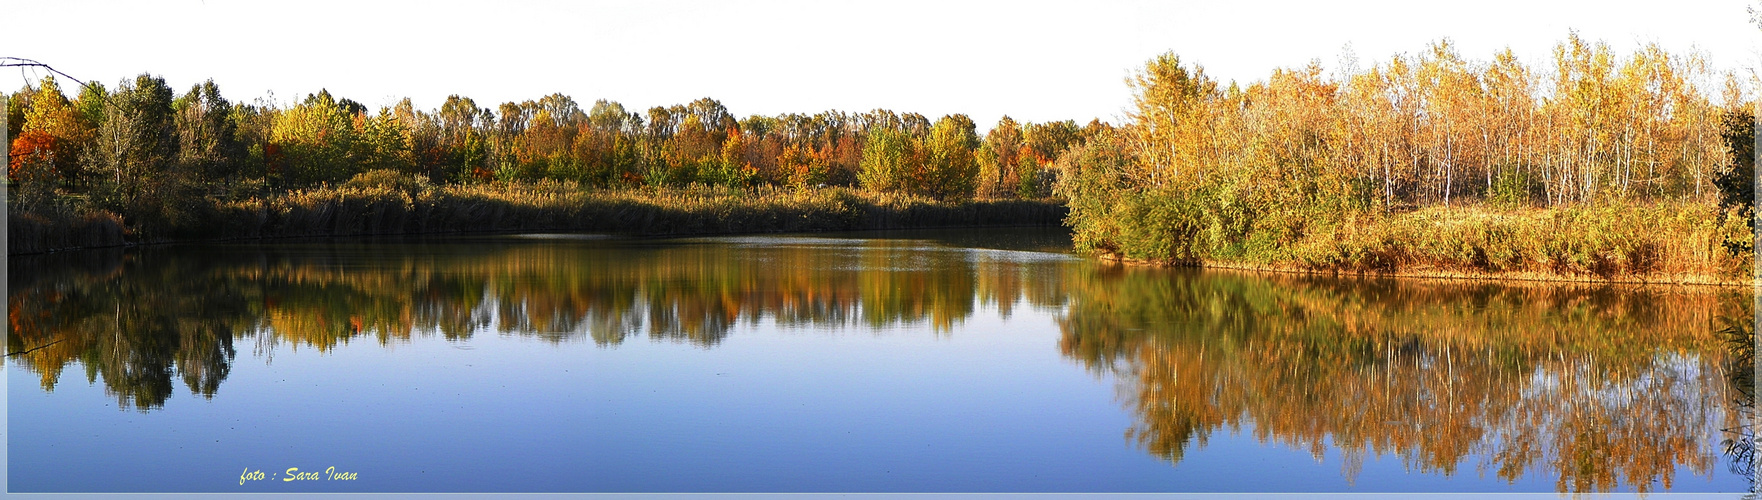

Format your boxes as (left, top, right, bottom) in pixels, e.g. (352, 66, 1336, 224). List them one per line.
(20, 315, 1733, 493)
(6, 229, 1749, 493)
(13, 302, 1148, 492)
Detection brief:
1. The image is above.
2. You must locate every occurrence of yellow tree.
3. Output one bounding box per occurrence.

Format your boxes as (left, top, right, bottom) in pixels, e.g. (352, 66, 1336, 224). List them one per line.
(977, 116, 1022, 198)
(857, 127, 917, 194)
(1481, 48, 1539, 204)
(1661, 51, 1722, 201)
(1021, 120, 1079, 198)
(1548, 33, 1620, 204)
(1126, 52, 1218, 188)
(270, 90, 361, 187)
(1417, 40, 1482, 207)
(1383, 54, 1430, 206)
(13, 76, 88, 189)
(1341, 65, 1413, 210)
(920, 114, 979, 200)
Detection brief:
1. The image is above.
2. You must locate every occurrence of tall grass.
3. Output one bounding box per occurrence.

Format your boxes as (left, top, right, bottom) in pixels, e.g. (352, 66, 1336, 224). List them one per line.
(1076, 189, 1751, 284)
(8, 170, 1066, 254)
(8, 209, 127, 255)
(1288, 202, 1750, 282)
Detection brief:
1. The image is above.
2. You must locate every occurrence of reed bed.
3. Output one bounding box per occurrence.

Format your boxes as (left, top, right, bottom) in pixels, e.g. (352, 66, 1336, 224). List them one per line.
(8, 174, 1066, 254)
(1091, 197, 1751, 285)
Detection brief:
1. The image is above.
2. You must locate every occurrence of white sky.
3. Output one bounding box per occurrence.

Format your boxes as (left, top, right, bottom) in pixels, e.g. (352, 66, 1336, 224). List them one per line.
(4, 0, 1758, 130)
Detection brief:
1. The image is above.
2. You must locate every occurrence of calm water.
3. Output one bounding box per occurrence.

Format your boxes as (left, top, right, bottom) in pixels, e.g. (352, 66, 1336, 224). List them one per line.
(6, 228, 1754, 493)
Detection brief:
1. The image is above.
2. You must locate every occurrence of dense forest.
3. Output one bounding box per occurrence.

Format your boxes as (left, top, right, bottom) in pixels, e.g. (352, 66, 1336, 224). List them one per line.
(5, 78, 1102, 198)
(6, 33, 1758, 282)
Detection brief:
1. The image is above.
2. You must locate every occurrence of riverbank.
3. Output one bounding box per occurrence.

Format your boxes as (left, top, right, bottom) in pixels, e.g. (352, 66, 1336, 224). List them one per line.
(1084, 201, 1752, 286)
(1099, 254, 1748, 286)
(6, 181, 1067, 255)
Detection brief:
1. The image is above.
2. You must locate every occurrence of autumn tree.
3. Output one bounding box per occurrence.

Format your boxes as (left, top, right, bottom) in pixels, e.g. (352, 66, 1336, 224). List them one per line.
(438, 95, 491, 182)
(577, 99, 643, 185)
(1020, 120, 1080, 198)
(270, 89, 363, 187)
(355, 107, 415, 177)
(858, 127, 916, 194)
(10, 77, 87, 197)
(977, 116, 1022, 198)
(920, 114, 979, 200)
(1126, 52, 1219, 187)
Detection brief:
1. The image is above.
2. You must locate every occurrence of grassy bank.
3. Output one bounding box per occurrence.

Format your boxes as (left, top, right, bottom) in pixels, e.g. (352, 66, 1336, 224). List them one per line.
(1077, 193, 1751, 285)
(7, 173, 1066, 254)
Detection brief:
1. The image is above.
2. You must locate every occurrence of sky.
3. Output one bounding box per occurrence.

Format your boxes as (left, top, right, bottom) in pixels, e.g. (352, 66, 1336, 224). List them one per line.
(3, 0, 1758, 130)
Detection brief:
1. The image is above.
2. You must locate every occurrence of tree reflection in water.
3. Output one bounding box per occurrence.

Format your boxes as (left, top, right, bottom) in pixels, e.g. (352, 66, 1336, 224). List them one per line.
(1058, 264, 1748, 492)
(6, 237, 1068, 409)
(5, 237, 1750, 492)
(1716, 314, 1756, 493)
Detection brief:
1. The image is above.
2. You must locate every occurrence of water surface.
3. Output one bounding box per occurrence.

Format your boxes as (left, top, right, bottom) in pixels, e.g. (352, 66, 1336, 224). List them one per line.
(7, 228, 1752, 493)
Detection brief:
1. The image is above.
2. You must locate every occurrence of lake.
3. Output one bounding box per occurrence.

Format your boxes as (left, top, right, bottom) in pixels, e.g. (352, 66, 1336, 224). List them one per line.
(6, 227, 1753, 493)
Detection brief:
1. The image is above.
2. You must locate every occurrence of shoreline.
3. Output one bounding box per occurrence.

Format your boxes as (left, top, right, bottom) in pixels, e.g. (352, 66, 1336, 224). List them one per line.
(8, 220, 1071, 256)
(1095, 252, 1750, 287)
(7, 185, 1069, 256)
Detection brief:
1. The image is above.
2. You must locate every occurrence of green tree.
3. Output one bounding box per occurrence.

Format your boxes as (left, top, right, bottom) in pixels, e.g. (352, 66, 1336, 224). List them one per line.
(83, 74, 177, 213)
(1714, 108, 1755, 211)
(439, 95, 491, 182)
(172, 80, 243, 189)
(920, 114, 979, 200)
(6, 82, 29, 144)
(858, 128, 916, 193)
(356, 108, 415, 176)
(271, 89, 360, 187)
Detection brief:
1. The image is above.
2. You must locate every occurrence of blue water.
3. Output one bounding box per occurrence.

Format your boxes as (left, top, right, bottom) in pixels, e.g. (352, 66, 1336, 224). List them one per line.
(7, 229, 1750, 493)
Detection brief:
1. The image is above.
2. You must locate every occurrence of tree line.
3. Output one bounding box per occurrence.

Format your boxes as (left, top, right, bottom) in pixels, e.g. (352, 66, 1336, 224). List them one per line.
(5, 75, 1098, 230)
(1084, 33, 1748, 210)
(6, 32, 1753, 258)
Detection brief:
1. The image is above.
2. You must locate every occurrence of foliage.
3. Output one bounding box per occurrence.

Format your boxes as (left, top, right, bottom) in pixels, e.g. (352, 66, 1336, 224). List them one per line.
(270, 89, 363, 187)
(919, 114, 979, 200)
(1059, 35, 1753, 282)
(858, 128, 916, 194)
(1714, 108, 1756, 211)
(5, 72, 1095, 253)
(976, 116, 1021, 198)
